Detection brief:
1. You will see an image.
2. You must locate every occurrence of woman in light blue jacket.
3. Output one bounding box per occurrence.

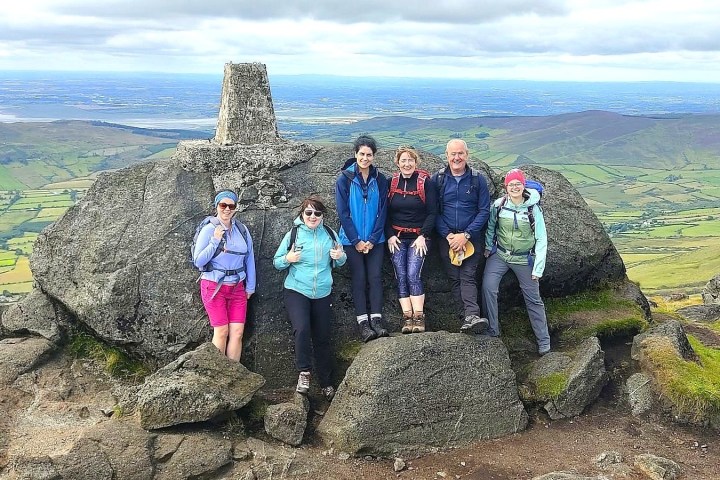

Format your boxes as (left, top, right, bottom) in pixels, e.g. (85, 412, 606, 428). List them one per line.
(482, 169, 551, 355)
(273, 196, 346, 399)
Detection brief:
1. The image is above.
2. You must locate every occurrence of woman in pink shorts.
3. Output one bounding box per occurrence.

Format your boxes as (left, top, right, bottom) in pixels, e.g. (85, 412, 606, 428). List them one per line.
(192, 190, 256, 361)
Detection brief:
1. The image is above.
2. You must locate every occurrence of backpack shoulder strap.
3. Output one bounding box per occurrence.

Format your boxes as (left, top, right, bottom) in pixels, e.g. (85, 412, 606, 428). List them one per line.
(388, 171, 401, 201)
(323, 224, 337, 243)
(416, 169, 430, 204)
(287, 225, 299, 251)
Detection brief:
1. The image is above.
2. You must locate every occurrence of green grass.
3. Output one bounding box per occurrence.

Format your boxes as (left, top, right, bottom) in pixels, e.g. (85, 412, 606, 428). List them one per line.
(579, 316, 648, 339)
(535, 372, 569, 400)
(642, 335, 720, 421)
(67, 332, 150, 380)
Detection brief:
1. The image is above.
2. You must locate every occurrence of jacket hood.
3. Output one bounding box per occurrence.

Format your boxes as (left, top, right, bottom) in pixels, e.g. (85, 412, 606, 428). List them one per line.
(293, 215, 325, 230)
(343, 159, 379, 179)
(495, 188, 541, 208)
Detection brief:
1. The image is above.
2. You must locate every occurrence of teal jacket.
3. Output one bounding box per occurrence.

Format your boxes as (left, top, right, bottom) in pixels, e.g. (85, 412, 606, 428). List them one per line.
(273, 217, 347, 299)
(485, 188, 547, 278)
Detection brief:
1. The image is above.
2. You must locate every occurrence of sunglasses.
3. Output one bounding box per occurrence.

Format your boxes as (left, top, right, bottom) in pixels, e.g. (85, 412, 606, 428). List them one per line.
(218, 202, 237, 210)
(304, 210, 323, 217)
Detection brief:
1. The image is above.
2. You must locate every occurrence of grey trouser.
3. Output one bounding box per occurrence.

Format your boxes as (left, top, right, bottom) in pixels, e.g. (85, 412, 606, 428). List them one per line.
(438, 236, 482, 317)
(481, 253, 550, 349)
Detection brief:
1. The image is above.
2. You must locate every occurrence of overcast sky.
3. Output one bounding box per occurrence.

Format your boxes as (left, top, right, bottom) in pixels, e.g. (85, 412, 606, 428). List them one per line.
(1, 0, 719, 82)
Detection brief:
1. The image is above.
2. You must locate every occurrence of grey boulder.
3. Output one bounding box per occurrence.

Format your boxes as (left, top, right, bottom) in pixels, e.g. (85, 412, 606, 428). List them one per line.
(263, 393, 310, 446)
(134, 343, 265, 429)
(316, 332, 528, 456)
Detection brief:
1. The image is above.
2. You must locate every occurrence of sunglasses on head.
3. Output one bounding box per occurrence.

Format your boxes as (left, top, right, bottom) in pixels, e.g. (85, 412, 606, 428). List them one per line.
(218, 202, 237, 210)
(304, 210, 323, 217)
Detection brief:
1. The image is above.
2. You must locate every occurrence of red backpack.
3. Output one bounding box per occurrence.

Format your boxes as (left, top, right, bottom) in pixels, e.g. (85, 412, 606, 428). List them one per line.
(388, 169, 431, 203)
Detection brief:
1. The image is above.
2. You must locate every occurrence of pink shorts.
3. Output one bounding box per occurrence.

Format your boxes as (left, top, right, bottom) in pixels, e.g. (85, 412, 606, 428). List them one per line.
(200, 279, 248, 327)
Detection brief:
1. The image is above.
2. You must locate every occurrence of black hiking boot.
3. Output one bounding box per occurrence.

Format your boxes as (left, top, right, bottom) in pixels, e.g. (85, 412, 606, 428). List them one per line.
(370, 316, 388, 338)
(359, 320, 378, 343)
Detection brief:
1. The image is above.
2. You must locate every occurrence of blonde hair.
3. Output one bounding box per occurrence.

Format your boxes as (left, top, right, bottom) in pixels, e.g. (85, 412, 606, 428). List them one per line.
(394, 146, 420, 166)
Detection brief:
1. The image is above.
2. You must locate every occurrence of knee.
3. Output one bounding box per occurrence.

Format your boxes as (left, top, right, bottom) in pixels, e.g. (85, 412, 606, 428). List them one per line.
(213, 325, 229, 337)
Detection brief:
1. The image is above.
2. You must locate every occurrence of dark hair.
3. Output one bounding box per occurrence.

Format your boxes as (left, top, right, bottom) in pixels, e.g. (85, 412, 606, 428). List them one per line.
(354, 135, 378, 154)
(297, 196, 327, 218)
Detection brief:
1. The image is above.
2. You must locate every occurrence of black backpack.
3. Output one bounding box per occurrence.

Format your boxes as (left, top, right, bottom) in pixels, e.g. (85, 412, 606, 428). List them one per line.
(287, 224, 339, 267)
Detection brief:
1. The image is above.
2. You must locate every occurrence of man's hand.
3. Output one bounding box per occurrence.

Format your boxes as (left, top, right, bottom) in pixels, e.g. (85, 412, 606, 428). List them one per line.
(447, 233, 468, 252)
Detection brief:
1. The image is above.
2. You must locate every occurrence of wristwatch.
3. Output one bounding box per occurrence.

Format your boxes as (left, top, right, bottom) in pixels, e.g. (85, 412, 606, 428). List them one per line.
(463, 232, 471, 240)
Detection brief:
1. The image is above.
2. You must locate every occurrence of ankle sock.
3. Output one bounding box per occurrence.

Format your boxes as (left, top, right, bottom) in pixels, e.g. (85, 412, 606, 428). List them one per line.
(356, 314, 368, 324)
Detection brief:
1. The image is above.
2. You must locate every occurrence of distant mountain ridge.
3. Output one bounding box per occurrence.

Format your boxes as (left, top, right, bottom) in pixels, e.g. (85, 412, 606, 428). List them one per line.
(313, 110, 720, 170)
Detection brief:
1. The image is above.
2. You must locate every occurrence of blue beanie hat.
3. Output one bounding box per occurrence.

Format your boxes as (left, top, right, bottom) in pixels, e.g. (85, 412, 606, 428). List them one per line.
(214, 190, 238, 208)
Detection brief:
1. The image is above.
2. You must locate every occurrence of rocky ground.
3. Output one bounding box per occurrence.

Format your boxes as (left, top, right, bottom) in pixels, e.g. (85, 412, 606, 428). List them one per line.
(1, 313, 718, 480)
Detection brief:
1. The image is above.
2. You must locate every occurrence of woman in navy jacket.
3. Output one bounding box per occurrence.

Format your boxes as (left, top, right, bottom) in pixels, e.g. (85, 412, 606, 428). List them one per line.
(335, 135, 389, 342)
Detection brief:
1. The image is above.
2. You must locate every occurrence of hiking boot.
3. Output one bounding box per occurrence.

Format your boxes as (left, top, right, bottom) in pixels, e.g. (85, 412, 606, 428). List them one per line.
(321, 386, 336, 401)
(460, 315, 489, 334)
(412, 313, 426, 333)
(296, 371, 311, 394)
(401, 314, 414, 334)
(359, 320, 377, 343)
(538, 345, 551, 356)
(370, 316, 388, 338)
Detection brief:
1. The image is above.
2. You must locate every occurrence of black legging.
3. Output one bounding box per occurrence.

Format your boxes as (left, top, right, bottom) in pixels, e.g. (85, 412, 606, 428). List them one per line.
(284, 289, 334, 388)
(344, 244, 385, 317)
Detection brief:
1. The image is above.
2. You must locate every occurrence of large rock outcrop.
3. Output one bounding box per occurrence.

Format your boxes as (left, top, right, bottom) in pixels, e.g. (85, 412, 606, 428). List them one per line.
(23, 62, 633, 388)
(316, 332, 528, 455)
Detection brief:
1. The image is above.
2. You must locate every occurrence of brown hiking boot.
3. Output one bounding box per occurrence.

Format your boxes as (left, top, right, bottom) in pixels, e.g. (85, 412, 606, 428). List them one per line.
(412, 313, 426, 333)
(401, 313, 413, 334)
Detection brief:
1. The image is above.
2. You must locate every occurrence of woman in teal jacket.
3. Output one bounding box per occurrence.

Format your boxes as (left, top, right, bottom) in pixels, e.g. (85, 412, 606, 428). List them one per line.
(482, 169, 551, 355)
(273, 196, 346, 399)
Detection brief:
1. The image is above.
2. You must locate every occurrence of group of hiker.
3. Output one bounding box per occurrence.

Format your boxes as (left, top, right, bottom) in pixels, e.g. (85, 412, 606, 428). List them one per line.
(192, 136, 550, 398)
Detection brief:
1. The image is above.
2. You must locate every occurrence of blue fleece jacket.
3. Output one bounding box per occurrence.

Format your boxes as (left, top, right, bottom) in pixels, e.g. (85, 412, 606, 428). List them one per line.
(432, 166, 490, 243)
(335, 161, 389, 246)
(273, 217, 346, 299)
(192, 218, 256, 293)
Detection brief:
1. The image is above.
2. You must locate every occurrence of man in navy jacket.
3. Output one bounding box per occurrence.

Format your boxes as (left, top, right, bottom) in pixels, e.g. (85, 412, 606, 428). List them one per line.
(432, 139, 491, 333)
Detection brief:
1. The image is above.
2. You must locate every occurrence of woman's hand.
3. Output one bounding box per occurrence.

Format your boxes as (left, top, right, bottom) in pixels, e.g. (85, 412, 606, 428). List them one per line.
(387, 236, 400, 254)
(355, 241, 367, 253)
(364, 242, 374, 254)
(213, 224, 226, 241)
(411, 235, 427, 257)
(531, 275, 539, 281)
(330, 243, 344, 260)
(484, 249, 491, 258)
(247, 292, 253, 299)
(285, 244, 301, 263)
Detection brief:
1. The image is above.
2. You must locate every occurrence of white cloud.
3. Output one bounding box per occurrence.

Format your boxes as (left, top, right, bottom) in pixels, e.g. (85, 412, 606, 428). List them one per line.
(0, 0, 718, 81)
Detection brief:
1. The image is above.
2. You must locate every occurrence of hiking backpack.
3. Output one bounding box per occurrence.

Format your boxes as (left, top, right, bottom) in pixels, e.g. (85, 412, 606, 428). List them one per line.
(388, 169, 431, 204)
(192, 216, 250, 272)
(496, 178, 544, 232)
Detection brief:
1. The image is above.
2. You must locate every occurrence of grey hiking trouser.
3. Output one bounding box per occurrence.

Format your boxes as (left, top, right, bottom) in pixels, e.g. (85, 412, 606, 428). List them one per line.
(481, 253, 550, 349)
(438, 236, 482, 317)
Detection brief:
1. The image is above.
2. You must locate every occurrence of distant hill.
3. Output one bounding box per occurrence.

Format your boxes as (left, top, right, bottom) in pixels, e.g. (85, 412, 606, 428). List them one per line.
(309, 111, 720, 170)
(0, 120, 207, 189)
